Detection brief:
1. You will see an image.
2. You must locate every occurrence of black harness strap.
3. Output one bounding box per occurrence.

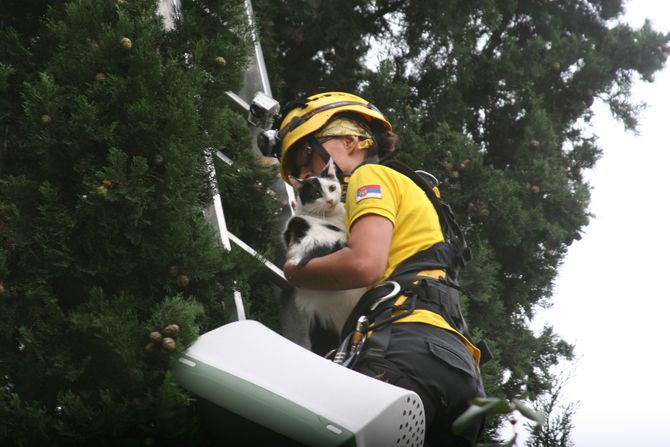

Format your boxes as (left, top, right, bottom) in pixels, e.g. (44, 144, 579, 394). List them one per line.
(381, 159, 471, 272)
(341, 261, 436, 339)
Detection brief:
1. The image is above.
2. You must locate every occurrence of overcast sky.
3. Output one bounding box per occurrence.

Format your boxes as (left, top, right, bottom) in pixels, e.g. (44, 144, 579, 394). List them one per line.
(530, 1, 670, 446)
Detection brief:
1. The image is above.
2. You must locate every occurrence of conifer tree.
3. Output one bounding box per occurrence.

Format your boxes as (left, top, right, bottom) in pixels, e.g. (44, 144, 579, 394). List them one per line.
(526, 368, 580, 447)
(0, 0, 281, 444)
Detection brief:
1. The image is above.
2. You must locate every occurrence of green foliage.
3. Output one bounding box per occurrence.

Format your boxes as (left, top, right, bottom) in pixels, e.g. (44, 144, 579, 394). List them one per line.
(526, 367, 580, 447)
(0, 0, 275, 444)
(216, 154, 283, 251)
(145, 294, 204, 346)
(253, 0, 379, 97)
(0, 388, 55, 446)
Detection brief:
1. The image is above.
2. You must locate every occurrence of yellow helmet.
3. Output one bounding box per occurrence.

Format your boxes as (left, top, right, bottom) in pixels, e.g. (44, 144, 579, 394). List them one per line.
(277, 92, 392, 182)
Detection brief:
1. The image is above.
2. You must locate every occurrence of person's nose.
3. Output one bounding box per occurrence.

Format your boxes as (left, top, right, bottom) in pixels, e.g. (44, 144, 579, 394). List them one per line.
(298, 167, 313, 179)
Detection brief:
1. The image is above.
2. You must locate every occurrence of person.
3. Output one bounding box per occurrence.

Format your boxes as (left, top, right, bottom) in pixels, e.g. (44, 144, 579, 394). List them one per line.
(278, 91, 485, 446)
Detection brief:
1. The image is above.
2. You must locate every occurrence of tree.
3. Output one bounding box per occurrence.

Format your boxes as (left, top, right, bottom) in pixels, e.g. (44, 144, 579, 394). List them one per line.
(254, 0, 669, 436)
(0, 0, 282, 444)
(526, 366, 581, 447)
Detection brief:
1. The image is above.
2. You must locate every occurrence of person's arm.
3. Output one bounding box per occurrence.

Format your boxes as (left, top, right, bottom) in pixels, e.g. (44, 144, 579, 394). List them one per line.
(283, 214, 392, 290)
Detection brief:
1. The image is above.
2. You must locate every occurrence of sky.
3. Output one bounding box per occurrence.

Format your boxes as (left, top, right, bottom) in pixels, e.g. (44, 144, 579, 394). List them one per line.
(529, 1, 670, 446)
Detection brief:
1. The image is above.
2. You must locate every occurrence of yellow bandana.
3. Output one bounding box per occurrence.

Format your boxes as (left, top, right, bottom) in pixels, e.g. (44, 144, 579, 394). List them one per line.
(315, 117, 373, 145)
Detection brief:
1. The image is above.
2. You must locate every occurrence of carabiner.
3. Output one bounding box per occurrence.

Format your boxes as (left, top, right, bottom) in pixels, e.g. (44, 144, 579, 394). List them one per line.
(369, 281, 402, 311)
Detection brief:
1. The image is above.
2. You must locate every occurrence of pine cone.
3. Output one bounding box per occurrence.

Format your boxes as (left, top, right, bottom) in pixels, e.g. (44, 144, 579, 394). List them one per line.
(177, 274, 189, 287)
(161, 337, 176, 353)
(149, 331, 162, 343)
(95, 185, 108, 197)
(162, 324, 180, 338)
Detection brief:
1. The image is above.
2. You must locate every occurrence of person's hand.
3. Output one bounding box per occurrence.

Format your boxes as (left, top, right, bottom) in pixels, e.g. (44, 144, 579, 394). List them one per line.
(283, 259, 299, 286)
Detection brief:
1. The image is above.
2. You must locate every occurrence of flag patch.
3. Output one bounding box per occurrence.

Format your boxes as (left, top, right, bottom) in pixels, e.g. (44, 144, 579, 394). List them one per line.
(356, 184, 382, 202)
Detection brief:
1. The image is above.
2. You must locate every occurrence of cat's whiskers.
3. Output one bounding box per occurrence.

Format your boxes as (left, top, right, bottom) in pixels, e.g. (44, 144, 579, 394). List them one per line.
(319, 204, 331, 219)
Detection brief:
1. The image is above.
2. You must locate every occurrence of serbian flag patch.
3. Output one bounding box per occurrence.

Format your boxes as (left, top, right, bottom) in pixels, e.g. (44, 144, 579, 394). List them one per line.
(356, 184, 382, 202)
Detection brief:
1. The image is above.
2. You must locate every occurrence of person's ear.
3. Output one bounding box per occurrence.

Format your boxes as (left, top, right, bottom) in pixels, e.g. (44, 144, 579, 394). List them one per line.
(343, 135, 359, 153)
(358, 138, 373, 150)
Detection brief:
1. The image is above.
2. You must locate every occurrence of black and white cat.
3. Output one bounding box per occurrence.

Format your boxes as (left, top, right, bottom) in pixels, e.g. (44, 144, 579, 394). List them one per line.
(283, 160, 365, 353)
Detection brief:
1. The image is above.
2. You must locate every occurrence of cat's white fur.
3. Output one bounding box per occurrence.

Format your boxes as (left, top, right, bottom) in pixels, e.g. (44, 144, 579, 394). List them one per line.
(284, 160, 365, 335)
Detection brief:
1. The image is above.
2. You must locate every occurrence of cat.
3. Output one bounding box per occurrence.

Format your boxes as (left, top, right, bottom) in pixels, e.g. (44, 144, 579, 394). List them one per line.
(283, 160, 365, 354)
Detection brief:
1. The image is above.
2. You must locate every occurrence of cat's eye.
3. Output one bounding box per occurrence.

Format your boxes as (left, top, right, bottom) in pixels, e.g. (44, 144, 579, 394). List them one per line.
(329, 185, 336, 192)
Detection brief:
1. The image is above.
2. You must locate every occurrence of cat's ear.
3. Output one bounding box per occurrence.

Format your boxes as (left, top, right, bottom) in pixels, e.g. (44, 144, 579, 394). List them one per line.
(320, 158, 337, 179)
(288, 176, 303, 190)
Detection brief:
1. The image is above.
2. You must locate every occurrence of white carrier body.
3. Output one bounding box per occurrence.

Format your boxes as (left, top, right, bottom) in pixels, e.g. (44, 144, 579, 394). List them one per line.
(173, 320, 425, 447)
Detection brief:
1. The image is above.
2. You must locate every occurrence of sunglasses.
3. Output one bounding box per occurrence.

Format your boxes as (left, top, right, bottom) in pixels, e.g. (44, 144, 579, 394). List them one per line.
(290, 137, 336, 178)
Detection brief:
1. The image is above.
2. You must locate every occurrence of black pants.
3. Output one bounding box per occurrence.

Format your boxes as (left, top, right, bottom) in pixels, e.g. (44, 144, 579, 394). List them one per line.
(352, 322, 485, 447)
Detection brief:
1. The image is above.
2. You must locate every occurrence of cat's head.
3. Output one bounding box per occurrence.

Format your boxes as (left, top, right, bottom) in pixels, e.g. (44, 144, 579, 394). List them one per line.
(289, 159, 342, 216)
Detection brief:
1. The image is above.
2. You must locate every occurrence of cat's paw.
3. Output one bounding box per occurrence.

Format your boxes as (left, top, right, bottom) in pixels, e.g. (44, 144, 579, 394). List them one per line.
(285, 257, 301, 266)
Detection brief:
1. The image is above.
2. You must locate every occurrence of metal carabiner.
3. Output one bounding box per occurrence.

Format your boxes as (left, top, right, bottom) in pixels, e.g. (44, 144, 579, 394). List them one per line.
(369, 281, 402, 311)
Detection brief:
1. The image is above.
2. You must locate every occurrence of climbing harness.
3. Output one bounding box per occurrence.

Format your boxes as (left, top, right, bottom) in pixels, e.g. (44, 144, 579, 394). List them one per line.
(332, 160, 491, 369)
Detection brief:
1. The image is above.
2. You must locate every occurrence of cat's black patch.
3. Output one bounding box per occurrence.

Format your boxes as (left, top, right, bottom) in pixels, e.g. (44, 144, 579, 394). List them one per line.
(297, 240, 346, 265)
(309, 318, 340, 356)
(297, 177, 323, 205)
(283, 216, 310, 246)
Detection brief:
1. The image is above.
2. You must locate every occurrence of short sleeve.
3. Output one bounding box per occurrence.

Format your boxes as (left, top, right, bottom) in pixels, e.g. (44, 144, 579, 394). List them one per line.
(345, 164, 399, 235)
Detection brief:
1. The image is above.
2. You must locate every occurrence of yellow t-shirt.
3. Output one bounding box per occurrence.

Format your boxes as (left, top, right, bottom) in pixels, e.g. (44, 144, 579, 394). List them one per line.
(345, 164, 444, 284)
